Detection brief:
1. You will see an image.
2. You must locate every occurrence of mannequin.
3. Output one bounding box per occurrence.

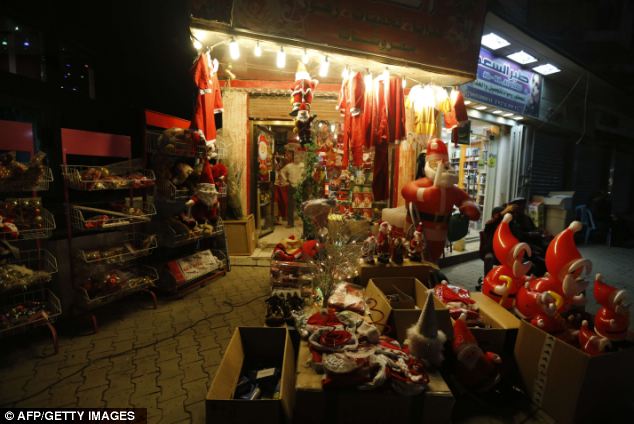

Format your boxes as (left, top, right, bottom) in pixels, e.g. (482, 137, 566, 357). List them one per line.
(279, 153, 305, 228)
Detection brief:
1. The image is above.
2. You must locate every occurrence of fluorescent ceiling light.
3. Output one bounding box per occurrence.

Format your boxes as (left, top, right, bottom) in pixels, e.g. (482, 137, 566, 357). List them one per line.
(276, 46, 286, 68)
(229, 38, 240, 60)
(493, 110, 503, 114)
(533, 63, 561, 75)
(254, 41, 262, 57)
(464, 100, 472, 105)
(503, 112, 513, 117)
(507, 50, 537, 64)
(513, 115, 524, 120)
(475, 105, 487, 110)
(481, 33, 510, 50)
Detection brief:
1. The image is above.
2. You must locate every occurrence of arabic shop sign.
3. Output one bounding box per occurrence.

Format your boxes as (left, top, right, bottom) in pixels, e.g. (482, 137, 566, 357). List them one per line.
(463, 48, 542, 117)
(191, 0, 487, 78)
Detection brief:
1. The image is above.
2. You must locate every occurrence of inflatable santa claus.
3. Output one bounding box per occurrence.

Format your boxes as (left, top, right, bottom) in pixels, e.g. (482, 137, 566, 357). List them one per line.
(401, 139, 480, 263)
(482, 213, 533, 308)
(593, 274, 630, 341)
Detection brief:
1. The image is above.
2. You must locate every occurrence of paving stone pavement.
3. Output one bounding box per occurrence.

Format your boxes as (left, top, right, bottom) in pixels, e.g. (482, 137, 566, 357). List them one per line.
(0, 244, 632, 423)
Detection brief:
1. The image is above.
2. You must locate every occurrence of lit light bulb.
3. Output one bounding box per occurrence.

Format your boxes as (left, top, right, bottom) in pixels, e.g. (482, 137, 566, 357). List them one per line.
(319, 55, 329, 77)
(402, 78, 407, 89)
(364, 69, 372, 87)
(382, 67, 390, 80)
(192, 39, 202, 50)
(254, 41, 262, 57)
(229, 37, 240, 60)
(302, 49, 309, 64)
(341, 66, 349, 79)
(276, 46, 286, 68)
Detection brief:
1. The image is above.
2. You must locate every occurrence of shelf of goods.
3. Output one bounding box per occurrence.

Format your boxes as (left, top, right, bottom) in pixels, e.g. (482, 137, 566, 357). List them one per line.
(144, 112, 230, 296)
(0, 125, 61, 352)
(61, 128, 159, 333)
(157, 248, 227, 297)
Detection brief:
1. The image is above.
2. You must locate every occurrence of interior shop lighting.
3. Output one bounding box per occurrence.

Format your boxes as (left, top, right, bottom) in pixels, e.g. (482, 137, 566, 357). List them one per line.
(464, 100, 472, 105)
(302, 48, 309, 64)
(382, 67, 390, 80)
(364, 69, 372, 87)
(319, 55, 329, 77)
(342, 65, 350, 79)
(513, 115, 524, 120)
(276, 46, 286, 68)
(402, 78, 407, 89)
(254, 40, 262, 57)
(475, 105, 487, 110)
(533, 63, 561, 75)
(507, 50, 537, 64)
(503, 112, 514, 117)
(229, 37, 240, 60)
(493, 110, 503, 114)
(192, 38, 202, 50)
(481, 32, 510, 50)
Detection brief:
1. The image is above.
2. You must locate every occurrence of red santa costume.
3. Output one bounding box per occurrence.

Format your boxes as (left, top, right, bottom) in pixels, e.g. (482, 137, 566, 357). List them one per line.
(593, 274, 630, 341)
(408, 223, 425, 262)
(401, 139, 480, 263)
(337, 71, 365, 168)
(482, 213, 533, 309)
(452, 314, 501, 392)
(186, 162, 219, 224)
(290, 62, 317, 118)
(191, 51, 223, 144)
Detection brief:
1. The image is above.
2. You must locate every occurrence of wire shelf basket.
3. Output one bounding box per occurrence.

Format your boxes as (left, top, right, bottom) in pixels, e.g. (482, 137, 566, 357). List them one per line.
(0, 288, 62, 336)
(0, 208, 56, 240)
(158, 179, 191, 201)
(70, 201, 156, 232)
(146, 130, 206, 158)
(77, 233, 158, 265)
(0, 167, 54, 192)
(161, 218, 224, 248)
(0, 249, 58, 294)
(76, 264, 159, 309)
(61, 165, 155, 191)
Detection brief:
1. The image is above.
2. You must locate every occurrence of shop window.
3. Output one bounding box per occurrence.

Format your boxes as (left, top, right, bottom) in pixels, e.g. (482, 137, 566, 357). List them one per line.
(59, 48, 95, 99)
(0, 23, 45, 81)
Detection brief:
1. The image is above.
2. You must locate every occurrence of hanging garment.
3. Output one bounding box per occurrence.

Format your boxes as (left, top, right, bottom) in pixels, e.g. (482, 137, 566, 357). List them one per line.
(337, 72, 366, 168)
(191, 51, 223, 143)
(405, 85, 437, 139)
(444, 89, 468, 129)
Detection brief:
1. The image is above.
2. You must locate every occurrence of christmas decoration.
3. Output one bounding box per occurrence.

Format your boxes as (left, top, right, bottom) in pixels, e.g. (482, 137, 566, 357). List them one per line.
(482, 213, 533, 308)
(401, 138, 480, 263)
(406, 290, 447, 368)
(408, 222, 425, 262)
(434, 280, 481, 325)
(376, 221, 392, 264)
(578, 320, 611, 356)
(391, 236, 406, 265)
(593, 274, 630, 341)
(361, 234, 377, 265)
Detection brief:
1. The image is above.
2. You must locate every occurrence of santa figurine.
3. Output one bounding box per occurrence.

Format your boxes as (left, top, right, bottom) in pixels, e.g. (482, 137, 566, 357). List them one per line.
(452, 313, 502, 393)
(362, 234, 377, 265)
(578, 320, 611, 356)
(185, 163, 220, 226)
(391, 236, 406, 265)
(434, 280, 480, 325)
(482, 213, 533, 309)
(290, 61, 318, 118)
(401, 139, 480, 263)
(376, 221, 391, 264)
(408, 223, 425, 262)
(593, 273, 630, 342)
(406, 290, 447, 368)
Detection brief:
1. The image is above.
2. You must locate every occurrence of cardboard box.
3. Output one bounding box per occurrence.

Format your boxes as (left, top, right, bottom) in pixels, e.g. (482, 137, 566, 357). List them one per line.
(225, 214, 256, 256)
(365, 277, 453, 342)
(469, 292, 520, 355)
(514, 320, 634, 424)
(206, 327, 295, 424)
(294, 341, 454, 424)
(358, 260, 438, 287)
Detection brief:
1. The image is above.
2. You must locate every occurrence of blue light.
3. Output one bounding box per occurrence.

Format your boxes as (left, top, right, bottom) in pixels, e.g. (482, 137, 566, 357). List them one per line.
(23, 40, 30, 47)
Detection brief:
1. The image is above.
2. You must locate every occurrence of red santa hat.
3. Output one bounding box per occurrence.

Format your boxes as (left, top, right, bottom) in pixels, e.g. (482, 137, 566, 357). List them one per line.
(452, 313, 482, 364)
(593, 273, 628, 309)
(416, 222, 424, 233)
(493, 214, 532, 269)
(426, 138, 449, 162)
(545, 221, 588, 282)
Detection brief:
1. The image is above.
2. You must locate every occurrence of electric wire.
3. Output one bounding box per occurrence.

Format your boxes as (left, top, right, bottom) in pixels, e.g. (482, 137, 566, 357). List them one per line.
(1, 293, 269, 407)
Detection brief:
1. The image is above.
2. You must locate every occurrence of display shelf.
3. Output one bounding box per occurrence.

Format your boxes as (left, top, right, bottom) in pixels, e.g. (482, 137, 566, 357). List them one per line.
(61, 165, 155, 191)
(76, 264, 159, 309)
(0, 207, 56, 240)
(158, 179, 191, 201)
(157, 249, 227, 296)
(0, 249, 58, 294)
(0, 167, 54, 192)
(146, 129, 206, 158)
(161, 218, 225, 248)
(77, 233, 158, 265)
(70, 201, 156, 231)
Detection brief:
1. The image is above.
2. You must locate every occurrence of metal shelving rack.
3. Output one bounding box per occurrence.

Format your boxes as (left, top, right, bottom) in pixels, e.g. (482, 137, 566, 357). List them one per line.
(0, 119, 60, 353)
(144, 110, 229, 297)
(61, 127, 159, 333)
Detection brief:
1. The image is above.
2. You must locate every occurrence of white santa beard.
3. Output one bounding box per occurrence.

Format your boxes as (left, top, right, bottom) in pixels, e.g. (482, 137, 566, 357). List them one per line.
(424, 162, 458, 187)
(195, 191, 218, 207)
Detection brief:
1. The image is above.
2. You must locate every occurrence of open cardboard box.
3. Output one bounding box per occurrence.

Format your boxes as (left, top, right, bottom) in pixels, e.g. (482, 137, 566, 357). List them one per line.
(469, 292, 520, 355)
(206, 327, 296, 424)
(366, 277, 453, 343)
(514, 319, 634, 424)
(358, 260, 438, 287)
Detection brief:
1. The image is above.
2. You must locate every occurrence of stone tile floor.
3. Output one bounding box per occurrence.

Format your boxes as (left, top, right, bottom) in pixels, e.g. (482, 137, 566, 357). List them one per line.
(0, 244, 632, 423)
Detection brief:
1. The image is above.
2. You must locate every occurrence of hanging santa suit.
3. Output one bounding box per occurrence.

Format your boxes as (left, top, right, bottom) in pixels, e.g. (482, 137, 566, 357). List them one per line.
(443, 89, 469, 129)
(337, 72, 366, 168)
(191, 51, 223, 143)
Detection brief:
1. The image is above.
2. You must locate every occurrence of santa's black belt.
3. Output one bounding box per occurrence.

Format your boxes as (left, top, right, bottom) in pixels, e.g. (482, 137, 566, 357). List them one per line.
(418, 212, 450, 223)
